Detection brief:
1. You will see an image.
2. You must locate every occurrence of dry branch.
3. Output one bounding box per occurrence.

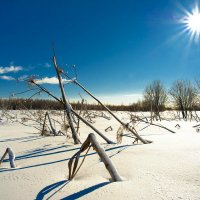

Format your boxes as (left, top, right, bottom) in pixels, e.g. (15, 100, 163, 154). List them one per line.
(68, 133, 122, 182)
(46, 112, 57, 136)
(0, 148, 16, 168)
(53, 55, 81, 144)
(70, 78, 149, 144)
(30, 80, 114, 144)
(132, 115, 175, 134)
(41, 112, 48, 136)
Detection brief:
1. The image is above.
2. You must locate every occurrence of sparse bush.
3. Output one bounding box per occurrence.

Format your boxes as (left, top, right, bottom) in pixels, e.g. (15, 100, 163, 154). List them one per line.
(143, 80, 167, 121)
(169, 80, 197, 120)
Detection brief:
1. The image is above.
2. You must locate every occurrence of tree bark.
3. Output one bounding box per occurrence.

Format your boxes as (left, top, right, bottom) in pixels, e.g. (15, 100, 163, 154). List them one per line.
(41, 112, 47, 136)
(53, 55, 81, 144)
(46, 112, 57, 136)
(68, 133, 122, 182)
(0, 148, 16, 168)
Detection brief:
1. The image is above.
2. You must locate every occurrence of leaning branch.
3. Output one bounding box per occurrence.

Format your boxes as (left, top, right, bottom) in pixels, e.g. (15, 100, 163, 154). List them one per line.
(29, 80, 114, 144)
(133, 115, 175, 134)
(68, 133, 122, 182)
(61, 74, 149, 144)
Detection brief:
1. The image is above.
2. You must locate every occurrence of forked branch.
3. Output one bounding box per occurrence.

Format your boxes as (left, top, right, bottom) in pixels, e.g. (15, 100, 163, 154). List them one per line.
(68, 133, 122, 182)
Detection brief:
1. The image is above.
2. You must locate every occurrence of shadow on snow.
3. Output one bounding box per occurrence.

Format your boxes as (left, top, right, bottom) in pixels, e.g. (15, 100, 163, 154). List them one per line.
(0, 144, 134, 173)
(35, 180, 110, 200)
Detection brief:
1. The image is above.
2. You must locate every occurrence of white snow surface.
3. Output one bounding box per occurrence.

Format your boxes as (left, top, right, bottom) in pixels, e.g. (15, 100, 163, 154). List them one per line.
(0, 110, 200, 200)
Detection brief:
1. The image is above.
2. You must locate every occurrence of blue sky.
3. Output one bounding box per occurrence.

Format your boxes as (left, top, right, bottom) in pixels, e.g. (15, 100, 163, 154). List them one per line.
(0, 0, 200, 104)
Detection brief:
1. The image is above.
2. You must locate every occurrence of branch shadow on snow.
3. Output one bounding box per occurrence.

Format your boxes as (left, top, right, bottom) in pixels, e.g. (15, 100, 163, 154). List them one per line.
(20, 137, 43, 143)
(0, 135, 42, 143)
(62, 182, 110, 200)
(14, 146, 79, 161)
(35, 180, 110, 200)
(0, 145, 134, 173)
(35, 180, 69, 200)
(2, 145, 79, 163)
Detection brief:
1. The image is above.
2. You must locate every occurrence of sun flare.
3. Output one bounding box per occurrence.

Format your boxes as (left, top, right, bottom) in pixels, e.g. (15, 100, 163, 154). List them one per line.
(180, 4, 200, 43)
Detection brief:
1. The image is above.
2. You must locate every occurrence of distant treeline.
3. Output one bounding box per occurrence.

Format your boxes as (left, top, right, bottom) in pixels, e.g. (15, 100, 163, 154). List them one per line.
(0, 98, 170, 111)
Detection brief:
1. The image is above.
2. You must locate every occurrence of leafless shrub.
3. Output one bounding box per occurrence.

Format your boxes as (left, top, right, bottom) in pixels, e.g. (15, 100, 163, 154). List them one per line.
(169, 80, 197, 120)
(144, 80, 167, 122)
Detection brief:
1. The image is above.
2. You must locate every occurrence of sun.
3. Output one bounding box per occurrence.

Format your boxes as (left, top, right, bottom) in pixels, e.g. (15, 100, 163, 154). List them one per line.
(187, 8, 200, 32)
(180, 4, 200, 43)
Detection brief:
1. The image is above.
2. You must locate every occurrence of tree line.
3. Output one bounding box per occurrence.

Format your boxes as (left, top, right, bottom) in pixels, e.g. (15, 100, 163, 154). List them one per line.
(0, 98, 143, 111)
(0, 79, 200, 115)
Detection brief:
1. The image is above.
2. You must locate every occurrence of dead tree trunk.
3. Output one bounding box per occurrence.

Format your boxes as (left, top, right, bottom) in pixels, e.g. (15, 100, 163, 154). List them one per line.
(53, 55, 81, 144)
(76, 98, 85, 134)
(150, 101, 153, 124)
(41, 112, 47, 136)
(0, 148, 16, 168)
(179, 98, 186, 119)
(68, 133, 122, 182)
(46, 112, 57, 136)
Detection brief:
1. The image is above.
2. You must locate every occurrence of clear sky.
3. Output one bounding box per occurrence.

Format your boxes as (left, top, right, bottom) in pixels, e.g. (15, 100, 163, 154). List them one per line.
(0, 0, 200, 105)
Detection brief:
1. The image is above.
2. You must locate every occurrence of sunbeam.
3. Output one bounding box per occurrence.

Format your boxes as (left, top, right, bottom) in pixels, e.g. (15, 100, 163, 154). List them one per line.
(179, 3, 200, 43)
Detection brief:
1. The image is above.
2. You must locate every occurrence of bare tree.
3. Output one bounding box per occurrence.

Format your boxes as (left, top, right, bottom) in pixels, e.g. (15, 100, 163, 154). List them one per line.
(169, 80, 197, 120)
(195, 78, 200, 107)
(196, 78, 200, 91)
(143, 80, 167, 121)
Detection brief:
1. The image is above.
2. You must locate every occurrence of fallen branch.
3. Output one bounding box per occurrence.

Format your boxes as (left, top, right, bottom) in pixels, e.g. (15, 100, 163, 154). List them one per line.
(132, 115, 175, 134)
(193, 123, 200, 128)
(46, 112, 57, 136)
(68, 133, 122, 182)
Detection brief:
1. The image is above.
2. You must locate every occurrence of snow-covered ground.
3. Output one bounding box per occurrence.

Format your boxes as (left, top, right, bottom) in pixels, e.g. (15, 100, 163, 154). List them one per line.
(0, 111, 200, 200)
